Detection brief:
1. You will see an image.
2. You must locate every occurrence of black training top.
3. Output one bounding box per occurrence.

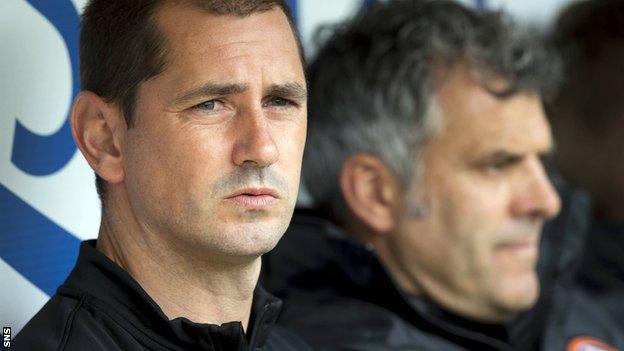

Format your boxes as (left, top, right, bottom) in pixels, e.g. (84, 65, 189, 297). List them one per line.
(14, 240, 311, 351)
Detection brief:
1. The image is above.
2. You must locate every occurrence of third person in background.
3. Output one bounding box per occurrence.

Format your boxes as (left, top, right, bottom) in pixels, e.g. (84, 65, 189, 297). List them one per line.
(547, 0, 624, 335)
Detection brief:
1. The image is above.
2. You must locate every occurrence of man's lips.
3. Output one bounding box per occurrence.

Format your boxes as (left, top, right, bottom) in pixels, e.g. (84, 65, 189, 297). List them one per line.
(224, 188, 280, 207)
(495, 236, 539, 257)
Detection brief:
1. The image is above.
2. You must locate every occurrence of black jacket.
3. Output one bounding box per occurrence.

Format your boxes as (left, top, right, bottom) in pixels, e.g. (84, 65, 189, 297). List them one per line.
(15, 240, 311, 351)
(262, 193, 623, 351)
(576, 219, 624, 333)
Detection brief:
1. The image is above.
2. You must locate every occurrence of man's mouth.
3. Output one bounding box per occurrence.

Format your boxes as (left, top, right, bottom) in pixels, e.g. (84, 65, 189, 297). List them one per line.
(224, 188, 280, 208)
(495, 235, 539, 258)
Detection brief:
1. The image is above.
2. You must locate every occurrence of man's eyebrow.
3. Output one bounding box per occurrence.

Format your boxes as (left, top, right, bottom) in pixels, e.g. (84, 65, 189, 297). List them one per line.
(483, 150, 524, 162)
(173, 83, 248, 105)
(477, 146, 555, 163)
(265, 83, 307, 101)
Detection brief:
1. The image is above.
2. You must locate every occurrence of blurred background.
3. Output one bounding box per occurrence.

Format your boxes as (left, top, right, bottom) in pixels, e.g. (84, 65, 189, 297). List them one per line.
(0, 0, 582, 333)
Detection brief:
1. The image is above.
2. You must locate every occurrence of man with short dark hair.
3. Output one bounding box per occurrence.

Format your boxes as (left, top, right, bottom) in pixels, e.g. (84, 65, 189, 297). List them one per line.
(15, 1, 310, 350)
(547, 0, 624, 334)
(262, 1, 623, 350)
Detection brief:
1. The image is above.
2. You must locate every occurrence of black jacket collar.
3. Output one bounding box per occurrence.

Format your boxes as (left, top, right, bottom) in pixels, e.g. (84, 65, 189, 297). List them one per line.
(60, 240, 282, 350)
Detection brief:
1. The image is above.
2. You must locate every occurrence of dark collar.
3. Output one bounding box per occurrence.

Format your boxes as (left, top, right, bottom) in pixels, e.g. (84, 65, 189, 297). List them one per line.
(406, 295, 510, 347)
(59, 240, 282, 350)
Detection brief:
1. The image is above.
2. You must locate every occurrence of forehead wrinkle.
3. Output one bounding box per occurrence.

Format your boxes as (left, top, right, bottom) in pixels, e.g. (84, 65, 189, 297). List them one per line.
(203, 39, 272, 53)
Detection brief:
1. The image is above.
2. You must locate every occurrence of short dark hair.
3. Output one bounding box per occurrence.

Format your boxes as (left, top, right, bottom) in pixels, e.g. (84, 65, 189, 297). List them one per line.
(303, 0, 560, 223)
(80, 0, 302, 202)
(547, 0, 624, 134)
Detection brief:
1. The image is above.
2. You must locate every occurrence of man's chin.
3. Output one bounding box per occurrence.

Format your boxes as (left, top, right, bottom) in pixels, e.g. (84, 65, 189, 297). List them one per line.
(218, 219, 289, 254)
(495, 272, 540, 315)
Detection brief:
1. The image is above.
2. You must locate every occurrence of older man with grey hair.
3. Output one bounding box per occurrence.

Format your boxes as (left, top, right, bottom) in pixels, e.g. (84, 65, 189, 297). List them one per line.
(262, 0, 623, 350)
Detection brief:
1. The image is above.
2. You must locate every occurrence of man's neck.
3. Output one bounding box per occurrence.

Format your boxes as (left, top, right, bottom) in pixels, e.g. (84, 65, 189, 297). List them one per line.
(96, 201, 259, 330)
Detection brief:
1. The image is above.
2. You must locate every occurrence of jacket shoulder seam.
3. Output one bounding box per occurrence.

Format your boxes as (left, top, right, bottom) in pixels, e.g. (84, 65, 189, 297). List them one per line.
(56, 294, 86, 351)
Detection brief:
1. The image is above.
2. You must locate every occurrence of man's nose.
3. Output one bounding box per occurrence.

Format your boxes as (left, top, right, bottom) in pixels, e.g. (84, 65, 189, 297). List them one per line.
(511, 158, 562, 220)
(231, 107, 279, 168)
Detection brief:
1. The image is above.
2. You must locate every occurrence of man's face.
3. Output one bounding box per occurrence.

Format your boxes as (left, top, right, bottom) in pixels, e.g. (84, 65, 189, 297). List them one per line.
(121, 5, 306, 260)
(392, 68, 560, 322)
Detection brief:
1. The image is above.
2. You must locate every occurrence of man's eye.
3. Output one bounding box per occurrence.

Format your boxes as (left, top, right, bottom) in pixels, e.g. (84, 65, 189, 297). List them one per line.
(483, 157, 521, 173)
(266, 98, 296, 108)
(487, 161, 509, 172)
(194, 100, 222, 111)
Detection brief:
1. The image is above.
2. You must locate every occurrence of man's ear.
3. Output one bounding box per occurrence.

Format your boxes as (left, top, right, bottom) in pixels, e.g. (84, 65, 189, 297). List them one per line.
(340, 154, 401, 234)
(71, 91, 125, 185)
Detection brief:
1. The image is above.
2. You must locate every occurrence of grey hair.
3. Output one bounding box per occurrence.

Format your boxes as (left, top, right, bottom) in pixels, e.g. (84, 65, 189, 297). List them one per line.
(303, 0, 561, 223)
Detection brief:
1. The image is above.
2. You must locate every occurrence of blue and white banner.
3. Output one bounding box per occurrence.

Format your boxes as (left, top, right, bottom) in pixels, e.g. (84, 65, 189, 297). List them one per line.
(0, 0, 572, 334)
